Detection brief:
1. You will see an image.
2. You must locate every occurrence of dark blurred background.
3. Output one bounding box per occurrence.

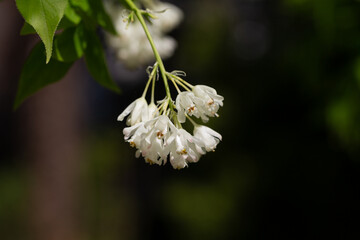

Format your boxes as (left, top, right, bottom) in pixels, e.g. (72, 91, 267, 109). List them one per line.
(1, 0, 360, 239)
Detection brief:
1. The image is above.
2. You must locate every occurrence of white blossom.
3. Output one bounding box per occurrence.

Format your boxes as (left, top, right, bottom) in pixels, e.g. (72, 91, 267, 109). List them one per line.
(117, 97, 149, 126)
(167, 129, 205, 169)
(175, 91, 209, 123)
(194, 125, 222, 152)
(148, 102, 160, 119)
(122, 115, 172, 165)
(105, 1, 181, 68)
(193, 85, 224, 118)
(139, 115, 177, 165)
(123, 122, 148, 150)
(121, 113, 222, 169)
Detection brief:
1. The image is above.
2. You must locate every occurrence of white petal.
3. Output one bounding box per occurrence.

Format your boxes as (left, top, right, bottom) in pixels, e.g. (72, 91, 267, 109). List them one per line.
(194, 126, 222, 152)
(123, 123, 142, 139)
(204, 126, 222, 141)
(177, 108, 186, 123)
(130, 98, 148, 125)
(148, 103, 159, 119)
(170, 153, 187, 169)
(117, 100, 136, 121)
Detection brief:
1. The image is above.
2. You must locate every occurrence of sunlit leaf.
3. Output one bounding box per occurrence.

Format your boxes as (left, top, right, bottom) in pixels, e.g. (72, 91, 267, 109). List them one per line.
(15, 0, 68, 63)
(20, 4, 81, 36)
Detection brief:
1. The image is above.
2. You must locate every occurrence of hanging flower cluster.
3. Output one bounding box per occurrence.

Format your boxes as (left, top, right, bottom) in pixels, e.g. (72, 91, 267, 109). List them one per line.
(118, 64, 223, 169)
(105, 0, 183, 68)
(115, 0, 223, 169)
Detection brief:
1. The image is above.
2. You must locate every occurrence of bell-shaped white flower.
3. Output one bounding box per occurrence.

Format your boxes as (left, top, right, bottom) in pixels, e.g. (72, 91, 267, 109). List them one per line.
(123, 122, 148, 149)
(148, 102, 160, 120)
(140, 139, 165, 166)
(118, 97, 149, 126)
(140, 115, 177, 165)
(194, 125, 222, 152)
(123, 122, 153, 163)
(175, 92, 209, 123)
(193, 85, 224, 118)
(167, 129, 206, 169)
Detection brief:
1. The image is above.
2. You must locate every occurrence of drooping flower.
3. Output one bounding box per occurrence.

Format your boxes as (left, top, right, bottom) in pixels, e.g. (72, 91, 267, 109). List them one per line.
(193, 85, 224, 118)
(139, 115, 177, 165)
(148, 102, 160, 119)
(123, 122, 148, 150)
(175, 91, 209, 123)
(117, 97, 149, 126)
(194, 125, 222, 152)
(167, 129, 206, 169)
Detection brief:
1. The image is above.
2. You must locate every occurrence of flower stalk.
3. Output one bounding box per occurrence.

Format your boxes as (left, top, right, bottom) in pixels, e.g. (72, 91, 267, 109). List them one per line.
(124, 0, 173, 104)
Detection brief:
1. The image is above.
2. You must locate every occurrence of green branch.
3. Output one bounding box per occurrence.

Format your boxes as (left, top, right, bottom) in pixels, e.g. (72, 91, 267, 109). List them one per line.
(123, 0, 173, 102)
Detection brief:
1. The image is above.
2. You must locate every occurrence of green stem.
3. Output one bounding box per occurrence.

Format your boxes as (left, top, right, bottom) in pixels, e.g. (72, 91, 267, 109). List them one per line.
(166, 73, 190, 91)
(169, 77, 181, 93)
(142, 64, 157, 98)
(172, 74, 194, 89)
(174, 79, 191, 92)
(124, 0, 173, 106)
(149, 63, 158, 103)
(151, 70, 156, 104)
(186, 114, 198, 127)
(142, 76, 152, 98)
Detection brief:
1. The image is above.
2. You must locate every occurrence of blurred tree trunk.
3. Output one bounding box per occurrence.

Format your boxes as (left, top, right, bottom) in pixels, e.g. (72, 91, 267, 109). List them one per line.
(0, 1, 85, 240)
(0, 0, 24, 104)
(25, 62, 84, 240)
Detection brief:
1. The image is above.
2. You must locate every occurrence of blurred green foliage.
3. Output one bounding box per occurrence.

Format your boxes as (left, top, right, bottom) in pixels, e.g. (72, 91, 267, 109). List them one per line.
(282, 0, 360, 151)
(0, 168, 27, 239)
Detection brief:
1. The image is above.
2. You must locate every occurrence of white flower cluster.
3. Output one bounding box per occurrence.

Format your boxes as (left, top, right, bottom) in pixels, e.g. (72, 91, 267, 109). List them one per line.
(105, 0, 183, 68)
(118, 83, 223, 169)
(112, 0, 224, 169)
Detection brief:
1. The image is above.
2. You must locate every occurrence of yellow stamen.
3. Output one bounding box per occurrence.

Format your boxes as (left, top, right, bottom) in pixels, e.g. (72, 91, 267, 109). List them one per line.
(146, 158, 155, 165)
(177, 149, 187, 155)
(187, 106, 195, 113)
(157, 131, 164, 139)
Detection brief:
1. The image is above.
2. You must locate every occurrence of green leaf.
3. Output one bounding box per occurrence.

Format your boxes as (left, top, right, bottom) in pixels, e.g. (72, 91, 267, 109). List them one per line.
(84, 29, 120, 93)
(70, 0, 117, 34)
(20, 4, 81, 36)
(53, 26, 86, 62)
(14, 43, 73, 110)
(70, 0, 97, 29)
(20, 17, 77, 36)
(15, 0, 69, 63)
(89, 0, 117, 34)
(70, 0, 90, 11)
